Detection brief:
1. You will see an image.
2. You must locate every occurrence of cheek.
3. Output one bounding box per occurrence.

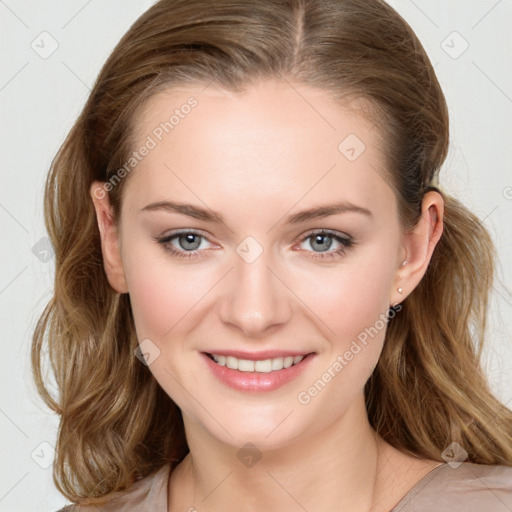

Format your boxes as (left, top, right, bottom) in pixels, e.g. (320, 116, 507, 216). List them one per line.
(290, 247, 397, 388)
(293, 276, 393, 422)
(295, 255, 395, 341)
(123, 243, 215, 340)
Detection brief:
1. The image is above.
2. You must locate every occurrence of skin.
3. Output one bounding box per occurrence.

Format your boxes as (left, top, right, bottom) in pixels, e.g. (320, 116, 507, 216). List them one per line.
(91, 80, 444, 512)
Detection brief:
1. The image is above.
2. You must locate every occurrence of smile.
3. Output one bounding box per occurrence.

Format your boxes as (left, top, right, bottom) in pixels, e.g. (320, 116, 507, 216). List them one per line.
(209, 353, 305, 372)
(202, 351, 315, 392)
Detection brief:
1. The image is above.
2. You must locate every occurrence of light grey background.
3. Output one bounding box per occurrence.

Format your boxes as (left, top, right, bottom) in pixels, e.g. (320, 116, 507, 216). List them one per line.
(1, 1, 511, 511)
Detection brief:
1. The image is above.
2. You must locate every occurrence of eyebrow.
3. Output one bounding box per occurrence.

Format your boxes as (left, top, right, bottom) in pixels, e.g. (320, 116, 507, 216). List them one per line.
(141, 201, 223, 222)
(140, 200, 372, 224)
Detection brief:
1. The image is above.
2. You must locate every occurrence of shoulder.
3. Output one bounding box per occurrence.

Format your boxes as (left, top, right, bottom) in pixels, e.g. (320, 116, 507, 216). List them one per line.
(55, 463, 171, 512)
(392, 462, 512, 511)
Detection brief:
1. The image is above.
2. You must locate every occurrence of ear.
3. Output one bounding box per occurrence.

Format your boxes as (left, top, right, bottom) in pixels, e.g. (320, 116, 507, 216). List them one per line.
(90, 181, 128, 293)
(390, 191, 444, 305)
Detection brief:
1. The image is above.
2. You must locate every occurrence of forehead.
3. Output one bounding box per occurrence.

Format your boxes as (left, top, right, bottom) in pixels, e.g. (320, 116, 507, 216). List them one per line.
(122, 80, 396, 223)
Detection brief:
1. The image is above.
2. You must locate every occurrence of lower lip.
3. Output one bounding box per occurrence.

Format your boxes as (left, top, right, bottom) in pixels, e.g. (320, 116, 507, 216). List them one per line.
(201, 352, 315, 392)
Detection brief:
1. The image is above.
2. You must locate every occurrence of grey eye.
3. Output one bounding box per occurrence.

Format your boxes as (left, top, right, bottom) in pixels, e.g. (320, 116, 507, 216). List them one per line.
(178, 233, 203, 251)
(309, 234, 334, 252)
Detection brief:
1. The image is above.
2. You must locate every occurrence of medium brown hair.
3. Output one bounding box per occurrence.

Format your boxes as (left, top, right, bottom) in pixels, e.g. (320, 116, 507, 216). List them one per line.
(32, 0, 512, 504)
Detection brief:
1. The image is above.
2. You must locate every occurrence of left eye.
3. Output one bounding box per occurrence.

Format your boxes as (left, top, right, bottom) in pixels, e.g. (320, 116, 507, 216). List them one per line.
(298, 231, 353, 254)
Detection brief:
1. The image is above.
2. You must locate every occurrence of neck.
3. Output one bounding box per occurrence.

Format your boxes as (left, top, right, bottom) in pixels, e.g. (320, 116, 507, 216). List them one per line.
(169, 396, 395, 512)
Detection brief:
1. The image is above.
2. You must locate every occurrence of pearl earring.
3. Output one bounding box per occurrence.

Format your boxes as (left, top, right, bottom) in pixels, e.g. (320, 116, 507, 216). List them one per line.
(397, 287, 403, 294)
(401, 260, 407, 266)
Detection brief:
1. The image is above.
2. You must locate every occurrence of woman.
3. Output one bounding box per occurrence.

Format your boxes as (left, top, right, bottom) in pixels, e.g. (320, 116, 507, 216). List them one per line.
(32, 0, 512, 510)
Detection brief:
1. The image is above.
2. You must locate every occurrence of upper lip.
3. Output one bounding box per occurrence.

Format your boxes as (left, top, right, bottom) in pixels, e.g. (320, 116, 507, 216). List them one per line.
(203, 350, 314, 361)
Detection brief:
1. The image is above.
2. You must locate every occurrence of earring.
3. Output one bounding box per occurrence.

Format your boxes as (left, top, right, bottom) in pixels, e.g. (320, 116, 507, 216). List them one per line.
(401, 260, 407, 266)
(397, 287, 403, 294)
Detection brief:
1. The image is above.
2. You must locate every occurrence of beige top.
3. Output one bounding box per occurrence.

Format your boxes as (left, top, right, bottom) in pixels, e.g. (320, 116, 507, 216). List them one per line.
(59, 461, 512, 511)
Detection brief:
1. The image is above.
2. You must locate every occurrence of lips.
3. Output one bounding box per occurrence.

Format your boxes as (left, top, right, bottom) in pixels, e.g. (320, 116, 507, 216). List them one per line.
(201, 350, 315, 392)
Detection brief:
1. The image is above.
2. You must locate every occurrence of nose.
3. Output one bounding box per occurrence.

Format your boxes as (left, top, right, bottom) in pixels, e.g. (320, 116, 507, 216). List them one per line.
(218, 248, 292, 338)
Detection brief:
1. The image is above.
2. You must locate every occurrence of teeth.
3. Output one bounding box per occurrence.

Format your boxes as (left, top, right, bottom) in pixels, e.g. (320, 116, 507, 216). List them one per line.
(211, 354, 306, 372)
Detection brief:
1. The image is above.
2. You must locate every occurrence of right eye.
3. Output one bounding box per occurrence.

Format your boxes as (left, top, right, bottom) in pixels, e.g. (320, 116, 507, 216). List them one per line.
(155, 230, 216, 260)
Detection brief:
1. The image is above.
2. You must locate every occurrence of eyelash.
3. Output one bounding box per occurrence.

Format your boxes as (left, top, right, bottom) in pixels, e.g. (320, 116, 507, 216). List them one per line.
(154, 229, 354, 261)
(296, 229, 354, 261)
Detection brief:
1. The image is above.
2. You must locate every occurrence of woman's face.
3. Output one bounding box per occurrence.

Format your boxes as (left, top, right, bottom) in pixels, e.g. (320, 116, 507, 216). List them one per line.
(107, 81, 408, 449)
